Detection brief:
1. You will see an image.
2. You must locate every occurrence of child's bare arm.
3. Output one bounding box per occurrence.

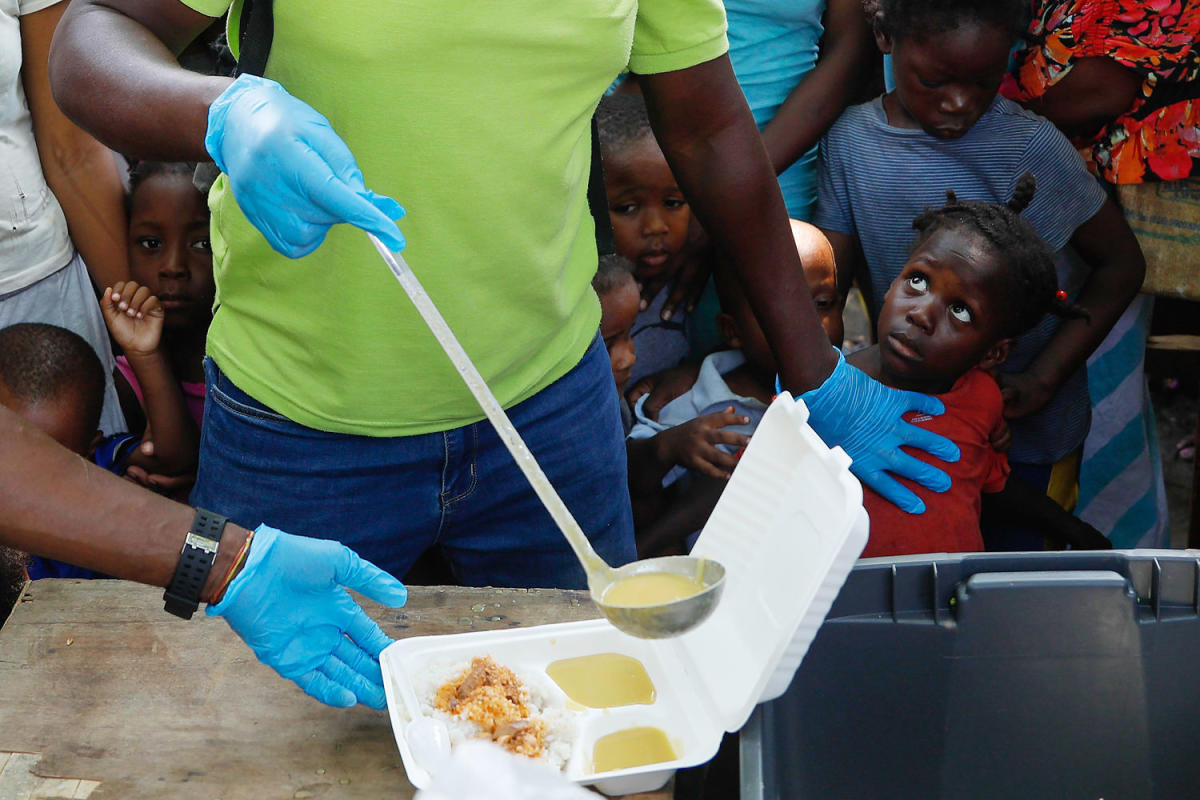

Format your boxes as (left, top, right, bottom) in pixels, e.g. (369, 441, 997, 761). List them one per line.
(636, 475, 726, 559)
(982, 476, 1112, 550)
(100, 281, 199, 476)
(625, 362, 702, 420)
(998, 198, 1145, 419)
(758, 0, 875, 177)
(822, 228, 863, 301)
(627, 408, 750, 497)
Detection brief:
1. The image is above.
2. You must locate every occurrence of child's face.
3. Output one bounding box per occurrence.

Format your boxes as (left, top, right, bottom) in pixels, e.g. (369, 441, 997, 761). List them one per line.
(790, 220, 846, 346)
(876, 227, 1011, 393)
(599, 280, 640, 391)
(128, 173, 215, 333)
(878, 20, 1011, 139)
(0, 385, 97, 457)
(605, 136, 691, 284)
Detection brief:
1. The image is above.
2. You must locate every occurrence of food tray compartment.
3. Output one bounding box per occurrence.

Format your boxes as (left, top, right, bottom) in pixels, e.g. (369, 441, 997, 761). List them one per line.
(382, 619, 716, 794)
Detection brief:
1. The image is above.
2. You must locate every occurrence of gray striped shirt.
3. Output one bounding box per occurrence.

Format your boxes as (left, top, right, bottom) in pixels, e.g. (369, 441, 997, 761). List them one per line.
(815, 95, 1107, 464)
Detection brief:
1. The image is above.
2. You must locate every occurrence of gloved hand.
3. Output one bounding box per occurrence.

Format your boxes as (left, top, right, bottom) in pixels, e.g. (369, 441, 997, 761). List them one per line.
(206, 524, 408, 709)
(205, 74, 406, 258)
(793, 348, 961, 514)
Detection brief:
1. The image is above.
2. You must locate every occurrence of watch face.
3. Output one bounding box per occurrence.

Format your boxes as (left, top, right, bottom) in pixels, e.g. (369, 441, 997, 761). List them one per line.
(184, 532, 220, 554)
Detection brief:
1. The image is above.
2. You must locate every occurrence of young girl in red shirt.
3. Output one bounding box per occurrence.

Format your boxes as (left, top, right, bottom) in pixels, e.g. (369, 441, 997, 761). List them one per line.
(848, 174, 1111, 556)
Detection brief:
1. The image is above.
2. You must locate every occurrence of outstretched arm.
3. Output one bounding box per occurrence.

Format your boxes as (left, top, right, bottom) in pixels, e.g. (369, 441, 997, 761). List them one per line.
(982, 477, 1112, 550)
(22, 2, 129, 290)
(0, 400, 229, 590)
(0, 403, 408, 708)
(640, 56, 838, 391)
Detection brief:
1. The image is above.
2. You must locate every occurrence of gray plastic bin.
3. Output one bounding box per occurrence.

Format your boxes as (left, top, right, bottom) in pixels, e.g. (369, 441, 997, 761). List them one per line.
(741, 550, 1200, 799)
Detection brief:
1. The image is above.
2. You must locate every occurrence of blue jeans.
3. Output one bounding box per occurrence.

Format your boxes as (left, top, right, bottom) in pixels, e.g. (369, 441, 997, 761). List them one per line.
(191, 335, 635, 588)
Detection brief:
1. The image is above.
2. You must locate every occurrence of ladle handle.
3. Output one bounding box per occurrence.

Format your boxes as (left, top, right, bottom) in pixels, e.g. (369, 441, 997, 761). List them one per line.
(368, 235, 611, 582)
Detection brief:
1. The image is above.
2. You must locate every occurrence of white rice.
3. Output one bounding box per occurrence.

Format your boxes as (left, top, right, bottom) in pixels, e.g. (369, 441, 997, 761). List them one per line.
(410, 655, 577, 771)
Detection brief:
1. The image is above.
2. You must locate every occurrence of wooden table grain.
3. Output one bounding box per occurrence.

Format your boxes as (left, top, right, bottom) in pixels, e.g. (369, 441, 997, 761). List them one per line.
(0, 580, 673, 800)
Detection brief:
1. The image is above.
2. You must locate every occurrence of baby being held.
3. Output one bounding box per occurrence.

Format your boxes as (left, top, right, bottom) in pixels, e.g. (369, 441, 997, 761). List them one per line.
(627, 221, 845, 556)
(847, 175, 1110, 556)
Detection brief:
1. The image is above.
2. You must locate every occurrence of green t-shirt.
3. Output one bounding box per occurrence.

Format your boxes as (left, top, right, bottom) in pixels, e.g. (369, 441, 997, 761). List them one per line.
(183, 0, 728, 436)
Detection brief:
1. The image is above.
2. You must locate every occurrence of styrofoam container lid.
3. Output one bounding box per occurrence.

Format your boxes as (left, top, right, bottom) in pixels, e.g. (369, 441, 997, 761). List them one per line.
(682, 392, 868, 726)
(381, 394, 868, 793)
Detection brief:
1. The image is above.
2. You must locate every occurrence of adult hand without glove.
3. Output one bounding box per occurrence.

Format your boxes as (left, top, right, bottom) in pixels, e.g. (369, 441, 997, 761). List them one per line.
(795, 348, 960, 514)
(205, 74, 406, 258)
(207, 524, 408, 709)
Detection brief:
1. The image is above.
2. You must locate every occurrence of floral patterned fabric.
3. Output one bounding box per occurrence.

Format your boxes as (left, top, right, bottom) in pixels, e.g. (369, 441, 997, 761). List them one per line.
(1002, 0, 1200, 183)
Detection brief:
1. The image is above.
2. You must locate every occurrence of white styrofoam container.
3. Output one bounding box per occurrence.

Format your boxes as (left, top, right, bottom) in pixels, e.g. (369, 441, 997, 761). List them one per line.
(381, 394, 869, 794)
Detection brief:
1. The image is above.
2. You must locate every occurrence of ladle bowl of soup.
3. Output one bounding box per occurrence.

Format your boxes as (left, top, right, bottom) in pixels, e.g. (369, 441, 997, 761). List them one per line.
(595, 556, 725, 639)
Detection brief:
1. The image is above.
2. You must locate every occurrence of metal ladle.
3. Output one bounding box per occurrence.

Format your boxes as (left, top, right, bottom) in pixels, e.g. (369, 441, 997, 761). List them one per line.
(369, 235, 724, 638)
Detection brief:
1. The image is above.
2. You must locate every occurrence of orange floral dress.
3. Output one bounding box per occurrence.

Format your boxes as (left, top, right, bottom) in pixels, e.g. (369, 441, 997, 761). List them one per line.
(1001, 0, 1200, 183)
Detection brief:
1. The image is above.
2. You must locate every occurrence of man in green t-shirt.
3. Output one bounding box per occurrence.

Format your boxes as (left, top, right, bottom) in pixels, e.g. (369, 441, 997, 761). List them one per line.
(50, 0, 961, 589)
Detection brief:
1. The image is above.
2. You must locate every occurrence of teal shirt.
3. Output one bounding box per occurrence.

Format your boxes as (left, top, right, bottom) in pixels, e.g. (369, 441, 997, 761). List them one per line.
(725, 0, 825, 220)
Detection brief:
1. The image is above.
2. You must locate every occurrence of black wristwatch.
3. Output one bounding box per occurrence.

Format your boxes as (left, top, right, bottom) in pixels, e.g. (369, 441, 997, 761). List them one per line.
(163, 508, 228, 619)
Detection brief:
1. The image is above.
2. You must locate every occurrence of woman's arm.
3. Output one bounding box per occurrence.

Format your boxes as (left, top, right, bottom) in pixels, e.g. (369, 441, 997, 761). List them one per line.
(641, 56, 839, 391)
(21, 2, 129, 290)
(49, 0, 228, 161)
(1000, 198, 1146, 419)
(758, 0, 875, 176)
(1020, 57, 1142, 142)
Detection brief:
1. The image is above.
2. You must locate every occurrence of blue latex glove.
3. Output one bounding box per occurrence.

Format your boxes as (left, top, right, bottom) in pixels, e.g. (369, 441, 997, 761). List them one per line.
(204, 74, 406, 258)
(206, 524, 408, 709)
(792, 348, 961, 514)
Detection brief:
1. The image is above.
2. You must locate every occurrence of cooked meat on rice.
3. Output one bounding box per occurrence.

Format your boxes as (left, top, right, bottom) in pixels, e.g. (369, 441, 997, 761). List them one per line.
(433, 656, 547, 758)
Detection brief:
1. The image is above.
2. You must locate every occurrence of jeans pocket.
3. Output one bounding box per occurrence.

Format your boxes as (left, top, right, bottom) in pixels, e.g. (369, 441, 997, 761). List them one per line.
(205, 360, 297, 429)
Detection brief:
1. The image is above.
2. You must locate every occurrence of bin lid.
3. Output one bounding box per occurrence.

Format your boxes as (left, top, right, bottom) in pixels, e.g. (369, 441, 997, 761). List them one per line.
(677, 394, 867, 732)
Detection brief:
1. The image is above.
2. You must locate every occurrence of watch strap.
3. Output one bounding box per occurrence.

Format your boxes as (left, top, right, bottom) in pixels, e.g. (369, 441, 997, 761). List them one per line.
(163, 509, 228, 619)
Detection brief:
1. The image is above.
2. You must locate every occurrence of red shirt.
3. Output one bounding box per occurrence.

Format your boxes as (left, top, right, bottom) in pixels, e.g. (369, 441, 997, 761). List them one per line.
(861, 368, 1010, 558)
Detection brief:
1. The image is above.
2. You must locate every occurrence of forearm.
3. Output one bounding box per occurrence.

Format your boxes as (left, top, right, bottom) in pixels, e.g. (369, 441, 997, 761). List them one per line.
(122, 351, 199, 475)
(0, 404, 244, 601)
(983, 476, 1108, 549)
(627, 436, 675, 498)
(1026, 270, 1140, 388)
(1026, 202, 1145, 389)
(636, 475, 724, 558)
(21, 1, 129, 288)
(39, 138, 129, 289)
(759, 0, 874, 175)
(49, 0, 228, 160)
(983, 477, 1066, 533)
(641, 57, 838, 392)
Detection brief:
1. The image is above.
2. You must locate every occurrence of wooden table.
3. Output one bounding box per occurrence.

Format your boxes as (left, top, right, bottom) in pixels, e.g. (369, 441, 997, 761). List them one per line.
(0, 581, 674, 800)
